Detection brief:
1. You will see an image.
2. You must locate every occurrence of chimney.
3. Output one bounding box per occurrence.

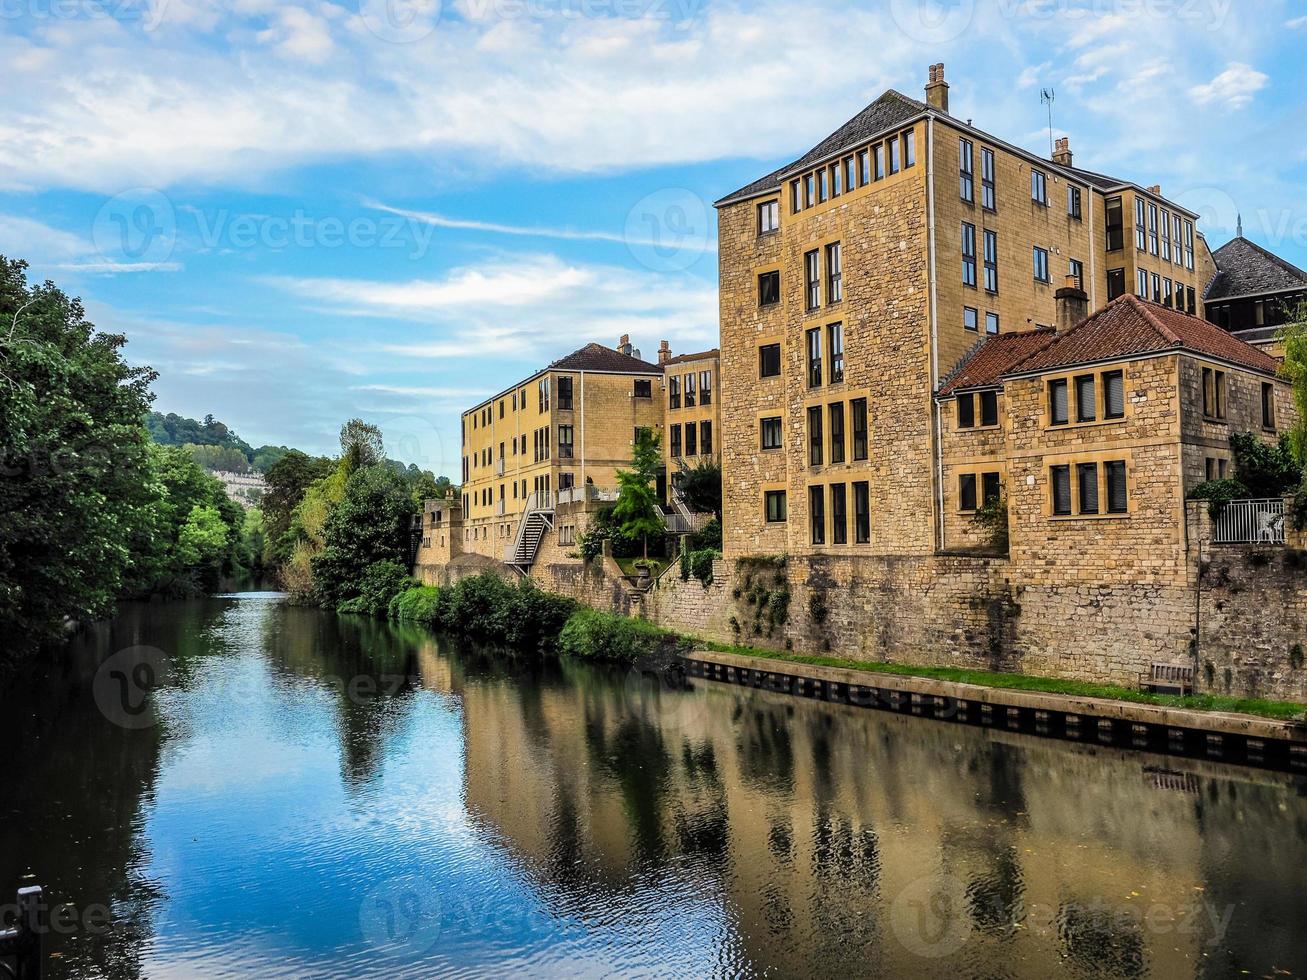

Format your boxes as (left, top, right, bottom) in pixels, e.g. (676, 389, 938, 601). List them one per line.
(617, 334, 632, 356)
(1147, 184, 1161, 196)
(657, 340, 671, 365)
(925, 63, 949, 114)
(1055, 274, 1089, 333)
(1052, 137, 1073, 167)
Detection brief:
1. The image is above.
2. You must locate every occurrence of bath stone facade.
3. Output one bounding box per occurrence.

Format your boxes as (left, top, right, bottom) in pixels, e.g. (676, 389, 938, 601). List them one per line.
(659, 343, 721, 504)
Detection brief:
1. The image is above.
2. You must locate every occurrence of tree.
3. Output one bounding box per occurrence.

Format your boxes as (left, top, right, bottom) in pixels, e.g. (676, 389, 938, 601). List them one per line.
(0, 257, 158, 659)
(339, 418, 383, 472)
(1279, 300, 1307, 463)
(612, 428, 665, 560)
(185, 442, 249, 473)
(311, 465, 416, 609)
(677, 460, 722, 518)
(262, 449, 334, 565)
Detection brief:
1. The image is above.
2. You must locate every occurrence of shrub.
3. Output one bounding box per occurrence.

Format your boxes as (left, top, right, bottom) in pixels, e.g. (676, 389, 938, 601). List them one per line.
(972, 497, 1010, 553)
(337, 560, 412, 616)
(387, 574, 576, 656)
(687, 517, 722, 552)
(390, 585, 448, 626)
(679, 548, 718, 586)
(558, 608, 686, 664)
(1190, 478, 1251, 519)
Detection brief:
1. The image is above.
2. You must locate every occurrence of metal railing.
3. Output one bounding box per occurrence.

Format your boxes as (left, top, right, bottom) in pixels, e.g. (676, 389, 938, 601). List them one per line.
(556, 485, 618, 506)
(1212, 498, 1285, 544)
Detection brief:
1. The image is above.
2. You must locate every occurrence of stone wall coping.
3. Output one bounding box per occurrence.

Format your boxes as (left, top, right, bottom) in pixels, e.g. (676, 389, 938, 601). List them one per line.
(690, 650, 1307, 744)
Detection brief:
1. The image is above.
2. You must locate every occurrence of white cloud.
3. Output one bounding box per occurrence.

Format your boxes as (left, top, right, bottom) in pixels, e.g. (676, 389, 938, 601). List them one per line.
(1287, 15, 1307, 29)
(0, 213, 180, 274)
(1189, 63, 1269, 109)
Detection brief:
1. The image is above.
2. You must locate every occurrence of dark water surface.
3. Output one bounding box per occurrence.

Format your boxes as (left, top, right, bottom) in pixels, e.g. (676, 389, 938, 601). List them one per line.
(2, 593, 1306, 979)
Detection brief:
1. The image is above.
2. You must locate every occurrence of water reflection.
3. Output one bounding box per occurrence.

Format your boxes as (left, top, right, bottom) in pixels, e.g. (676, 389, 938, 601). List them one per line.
(1, 595, 1305, 978)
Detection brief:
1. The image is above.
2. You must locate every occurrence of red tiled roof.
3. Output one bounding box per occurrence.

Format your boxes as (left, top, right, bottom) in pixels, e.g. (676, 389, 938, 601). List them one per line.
(662, 348, 719, 367)
(1008, 295, 1281, 377)
(549, 343, 661, 374)
(938, 329, 1056, 397)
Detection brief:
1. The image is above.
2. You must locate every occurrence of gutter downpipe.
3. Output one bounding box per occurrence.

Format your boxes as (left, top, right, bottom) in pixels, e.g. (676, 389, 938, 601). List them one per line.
(927, 114, 945, 552)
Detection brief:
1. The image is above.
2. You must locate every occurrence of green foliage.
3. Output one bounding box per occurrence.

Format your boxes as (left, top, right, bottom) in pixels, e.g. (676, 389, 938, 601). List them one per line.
(613, 429, 665, 558)
(339, 418, 384, 473)
(735, 558, 790, 638)
(389, 574, 577, 655)
(1229, 431, 1301, 498)
(1279, 308, 1307, 462)
(558, 607, 686, 664)
(337, 560, 412, 616)
(972, 497, 1010, 553)
(185, 442, 251, 473)
(0, 257, 159, 656)
(1190, 478, 1252, 519)
(677, 461, 722, 517)
(311, 464, 416, 609)
(687, 517, 722, 552)
(679, 548, 718, 587)
(261, 449, 335, 566)
(578, 505, 656, 560)
(146, 410, 254, 460)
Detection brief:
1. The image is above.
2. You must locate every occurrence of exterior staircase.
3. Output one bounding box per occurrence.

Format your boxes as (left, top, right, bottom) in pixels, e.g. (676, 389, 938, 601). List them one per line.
(505, 492, 554, 570)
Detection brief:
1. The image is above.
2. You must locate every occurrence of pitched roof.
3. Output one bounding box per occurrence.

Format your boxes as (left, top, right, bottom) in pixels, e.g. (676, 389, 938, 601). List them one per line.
(715, 90, 928, 206)
(662, 347, 720, 367)
(1007, 295, 1281, 377)
(938, 329, 1057, 397)
(1063, 165, 1130, 191)
(1206, 236, 1307, 301)
(549, 343, 661, 374)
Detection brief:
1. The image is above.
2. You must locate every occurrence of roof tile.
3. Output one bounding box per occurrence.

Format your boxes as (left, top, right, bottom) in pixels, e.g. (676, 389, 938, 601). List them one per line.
(1206, 236, 1307, 301)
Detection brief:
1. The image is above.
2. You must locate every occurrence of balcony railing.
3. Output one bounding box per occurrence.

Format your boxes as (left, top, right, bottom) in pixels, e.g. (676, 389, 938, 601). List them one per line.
(495, 458, 505, 476)
(1212, 498, 1285, 544)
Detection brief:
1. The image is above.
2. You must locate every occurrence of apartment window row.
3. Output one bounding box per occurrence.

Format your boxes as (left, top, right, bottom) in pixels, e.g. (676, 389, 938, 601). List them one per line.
(532, 425, 552, 462)
(790, 128, 917, 214)
(956, 390, 999, 429)
(1050, 460, 1129, 516)
(963, 306, 1000, 335)
(805, 397, 869, 466)
(808, 482, 871, 546)
(806, 321, 844, 388)
(1048, 370, 1126, 426)
(961, 139, 999, 208)
(958, 471, 1002, 513)
(1135, 197, 1195, 271)
(668, 369, 712, 410)
(669, 420, 713, 458)
(1134, 268, 1197, 314)
(802, 241, 843, 311)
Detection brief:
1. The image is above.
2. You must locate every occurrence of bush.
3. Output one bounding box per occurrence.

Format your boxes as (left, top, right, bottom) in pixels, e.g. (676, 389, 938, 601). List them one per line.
(337, 560, 413, 616)
(972, 497, 1009, 553)
(687, 517, 722, 552)
(679, 547, 719, 586)
(387, 574, 577, 656)
(1190, 478, 1251, 519)
(558, 608, 685, 664)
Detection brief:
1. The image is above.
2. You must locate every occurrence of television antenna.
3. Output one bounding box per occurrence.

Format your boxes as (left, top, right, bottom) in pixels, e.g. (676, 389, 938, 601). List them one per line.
(1041, 88, 1056, 156)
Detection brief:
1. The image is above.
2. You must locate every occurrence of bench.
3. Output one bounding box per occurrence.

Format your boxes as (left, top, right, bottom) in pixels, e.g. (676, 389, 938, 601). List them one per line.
(1141, 662, 1195, 696)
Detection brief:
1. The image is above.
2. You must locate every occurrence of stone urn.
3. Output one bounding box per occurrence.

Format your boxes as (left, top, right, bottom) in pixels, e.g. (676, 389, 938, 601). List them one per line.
(636, 564, 652, 589)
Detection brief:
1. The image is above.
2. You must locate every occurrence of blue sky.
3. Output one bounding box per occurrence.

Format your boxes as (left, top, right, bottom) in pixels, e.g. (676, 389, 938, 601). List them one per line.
(3, 0, 1306, 475)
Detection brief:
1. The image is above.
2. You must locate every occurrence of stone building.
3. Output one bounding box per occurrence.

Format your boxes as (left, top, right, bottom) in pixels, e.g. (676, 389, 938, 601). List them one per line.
(657, 341, 721, 507)
(714, 63, 1210, 561)
(1204, 228, 1307, 355)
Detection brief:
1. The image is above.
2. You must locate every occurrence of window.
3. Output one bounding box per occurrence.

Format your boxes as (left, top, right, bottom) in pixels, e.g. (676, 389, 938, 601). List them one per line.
(1075, 374, 1096, 422)
(1033, 246, 1050, 283)
(985, 312, 1000, 335)
(826, 242, 842, 304)
(1137, 269, 1148, 298)
(805, 250, 820, 310)
(858, 149, 870, 186)
(759, 343, 781, 378)
(1049, 379, 1069, 425)
(1163, 278, 1173, 308)
(1031, 169, 1048, 205)
(758, 200, 779, 234)
(983, 230, 998, 292)
(791, 179, 801, 214)
(1173, 214, 1184, 265)
(845, 156, 856, 192)
(831, 162, 841, 196)
(957, 393, 976, 429)
(982, 472, 1001, 506)
(962, 222, 977, 287)
(758, 270, 780, 306)
(888, 135, 900, 174)
(809, 486, 826, 545)
(1160, 208, 1171, 262)
(557, 376, 574, 410)
(829, 402, 845, 464)
(1103, 371, 1125, 419)
(851, 398, 868, 460)
(1069, 258, 1084, 290)
(1078, 462, 1099, 514)
(1207, 457, 1228, 481)
(701, 420, 713, 455)
(558, 424, 574, 458)
(874, 143, 886, 181)
(818, 168, 828, 203)
(904, 129, 916, 167)
(760, 416, 783, 451)
(1148, 202, 1159, 255)
(765, 490, 787, 523)
(808, 406, 823, 465)
(1107, 268, 1126, 301)
(1106, 196, 1124, 252)
(699, 370, 712, 405)
(684, 373, 696, 408)
(669, 376, 681, 409)
(1135, 198, 1147, 251)
(1202, 367, 1226, 420)
(1186, 286, 1196, 315)
(1184, 220, 1195, 270)
(831, 483, 848, 544)
(964, 307, 979, 332)
(1151, 273, 1161, 303)
(807, 327, 822, 388)
(1051, 465, 1072, 515)
(980, 390, 998, 427)
(981, 148, 996, 211)
(1106, 461, 1128, 514)
(1068, 185, 1082, 220)
(684, 419, 697, 456)
(633, 426, 652, 446)
(828, 322, 844, 383)
(539, 377, 550, 412)
(804, 173, 815, 208)
(959, 473, 978, 512)
(960, 139, 975, 202)
(633, 379, 652, 399)
(854, 482, 870, 543)
(1263, 382, 1276, 430)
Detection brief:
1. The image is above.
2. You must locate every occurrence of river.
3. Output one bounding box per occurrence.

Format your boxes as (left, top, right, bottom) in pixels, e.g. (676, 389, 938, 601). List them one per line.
(1, 592, 1305, 978)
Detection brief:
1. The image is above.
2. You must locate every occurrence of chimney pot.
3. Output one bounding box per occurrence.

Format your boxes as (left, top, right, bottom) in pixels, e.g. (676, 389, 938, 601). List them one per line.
(1052, 137, 1073, 167)
(925, 62, 950, 114)
(1147, 184, 1161, 196)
